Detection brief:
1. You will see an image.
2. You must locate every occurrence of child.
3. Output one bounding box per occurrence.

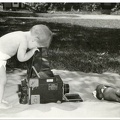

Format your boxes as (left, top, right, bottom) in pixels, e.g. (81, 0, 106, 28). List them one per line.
(0, 24, 53, 109)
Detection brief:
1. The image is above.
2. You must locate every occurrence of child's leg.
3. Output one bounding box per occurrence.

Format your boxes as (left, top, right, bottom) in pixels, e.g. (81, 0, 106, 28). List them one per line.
(0, 65, 11, 109)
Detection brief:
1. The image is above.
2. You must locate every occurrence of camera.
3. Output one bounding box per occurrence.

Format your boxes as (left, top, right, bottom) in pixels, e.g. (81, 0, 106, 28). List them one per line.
(17, 48, 83, 104)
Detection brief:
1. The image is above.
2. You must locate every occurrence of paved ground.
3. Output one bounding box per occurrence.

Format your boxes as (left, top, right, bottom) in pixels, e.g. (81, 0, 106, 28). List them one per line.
(5, 12, 120, 28)
(76, 14, 120, 20)
(8, 13, 120, 20)
(1, 10, 120, 28)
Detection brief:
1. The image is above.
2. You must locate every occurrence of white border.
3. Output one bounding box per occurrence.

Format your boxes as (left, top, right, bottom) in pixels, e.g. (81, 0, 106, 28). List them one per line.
(0, 0, 120, 3)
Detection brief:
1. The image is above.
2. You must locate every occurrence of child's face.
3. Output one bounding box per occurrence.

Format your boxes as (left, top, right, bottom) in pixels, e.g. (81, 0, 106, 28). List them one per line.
(28, 36, 51, 49)
(28, 36, 39, 49)
(36, 36, 52, 48)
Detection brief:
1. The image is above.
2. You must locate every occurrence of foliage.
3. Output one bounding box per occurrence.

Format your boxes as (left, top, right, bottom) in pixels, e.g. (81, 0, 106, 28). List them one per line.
(25, 3, 117, 13)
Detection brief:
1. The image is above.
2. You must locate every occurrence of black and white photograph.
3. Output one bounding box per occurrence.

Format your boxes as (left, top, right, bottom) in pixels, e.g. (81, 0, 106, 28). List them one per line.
(0, 1, 120, 119)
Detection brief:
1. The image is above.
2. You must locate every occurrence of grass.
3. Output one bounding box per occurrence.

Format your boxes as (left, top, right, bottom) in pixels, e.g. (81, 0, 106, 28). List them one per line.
(49, 48, 120, 73)
(1, 15, 120, 74)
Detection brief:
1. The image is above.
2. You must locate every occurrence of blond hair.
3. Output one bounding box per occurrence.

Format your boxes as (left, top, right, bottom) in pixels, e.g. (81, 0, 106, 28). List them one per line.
(30, 24, 53, 46)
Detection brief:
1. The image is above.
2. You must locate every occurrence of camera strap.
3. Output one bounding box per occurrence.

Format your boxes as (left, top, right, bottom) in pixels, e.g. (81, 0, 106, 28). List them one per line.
(32, 66, 40, 79)
(27, 47, 49, 80)
(27, 48, 42, 80)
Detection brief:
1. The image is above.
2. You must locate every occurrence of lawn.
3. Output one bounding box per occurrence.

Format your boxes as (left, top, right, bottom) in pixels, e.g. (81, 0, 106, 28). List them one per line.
(1, 12, 120, 74)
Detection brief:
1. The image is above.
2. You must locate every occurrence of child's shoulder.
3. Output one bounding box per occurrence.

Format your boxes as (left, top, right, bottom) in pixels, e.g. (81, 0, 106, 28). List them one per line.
(2, 31, 21, 36)
(8, 31, 24, 35)
(1, 31, 26, 39)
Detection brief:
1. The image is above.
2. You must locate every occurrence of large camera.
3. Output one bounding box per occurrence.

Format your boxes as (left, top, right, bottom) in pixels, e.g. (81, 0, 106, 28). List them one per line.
(17, 48, 83, 104)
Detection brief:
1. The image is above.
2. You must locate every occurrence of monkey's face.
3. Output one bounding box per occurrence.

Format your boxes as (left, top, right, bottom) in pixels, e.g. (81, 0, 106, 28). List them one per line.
(95, 84, 105, 100)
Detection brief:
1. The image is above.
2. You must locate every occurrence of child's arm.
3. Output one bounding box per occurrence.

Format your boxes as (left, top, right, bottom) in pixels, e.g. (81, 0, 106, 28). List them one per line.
(17, 42, 38, 62)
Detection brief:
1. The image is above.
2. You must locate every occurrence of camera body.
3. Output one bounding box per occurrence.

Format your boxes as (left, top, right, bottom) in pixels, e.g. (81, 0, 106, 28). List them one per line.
(18, 75, 70, 104)
(18, 48, 83, 104)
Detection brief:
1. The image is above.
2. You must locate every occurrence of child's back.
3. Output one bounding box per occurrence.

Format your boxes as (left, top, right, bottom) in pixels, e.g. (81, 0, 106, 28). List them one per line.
(0, 31, 28, 58)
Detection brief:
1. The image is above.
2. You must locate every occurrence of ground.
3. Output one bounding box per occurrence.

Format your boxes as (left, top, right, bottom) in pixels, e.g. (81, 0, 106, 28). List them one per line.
(0, 68, 120, 118)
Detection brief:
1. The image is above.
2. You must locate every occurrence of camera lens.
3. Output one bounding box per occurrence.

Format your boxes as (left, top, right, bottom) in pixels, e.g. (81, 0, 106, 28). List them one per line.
(21, 79, 27, 86)
(63, 84, 69, 94)
(20, 94, 28, 104)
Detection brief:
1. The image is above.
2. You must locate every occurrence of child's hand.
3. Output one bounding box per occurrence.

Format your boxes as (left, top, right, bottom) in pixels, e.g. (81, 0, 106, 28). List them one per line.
(32, 47, 39, 54)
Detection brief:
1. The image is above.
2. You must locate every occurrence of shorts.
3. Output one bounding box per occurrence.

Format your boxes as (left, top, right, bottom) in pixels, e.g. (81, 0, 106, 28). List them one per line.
(0, 51, 11, 69)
